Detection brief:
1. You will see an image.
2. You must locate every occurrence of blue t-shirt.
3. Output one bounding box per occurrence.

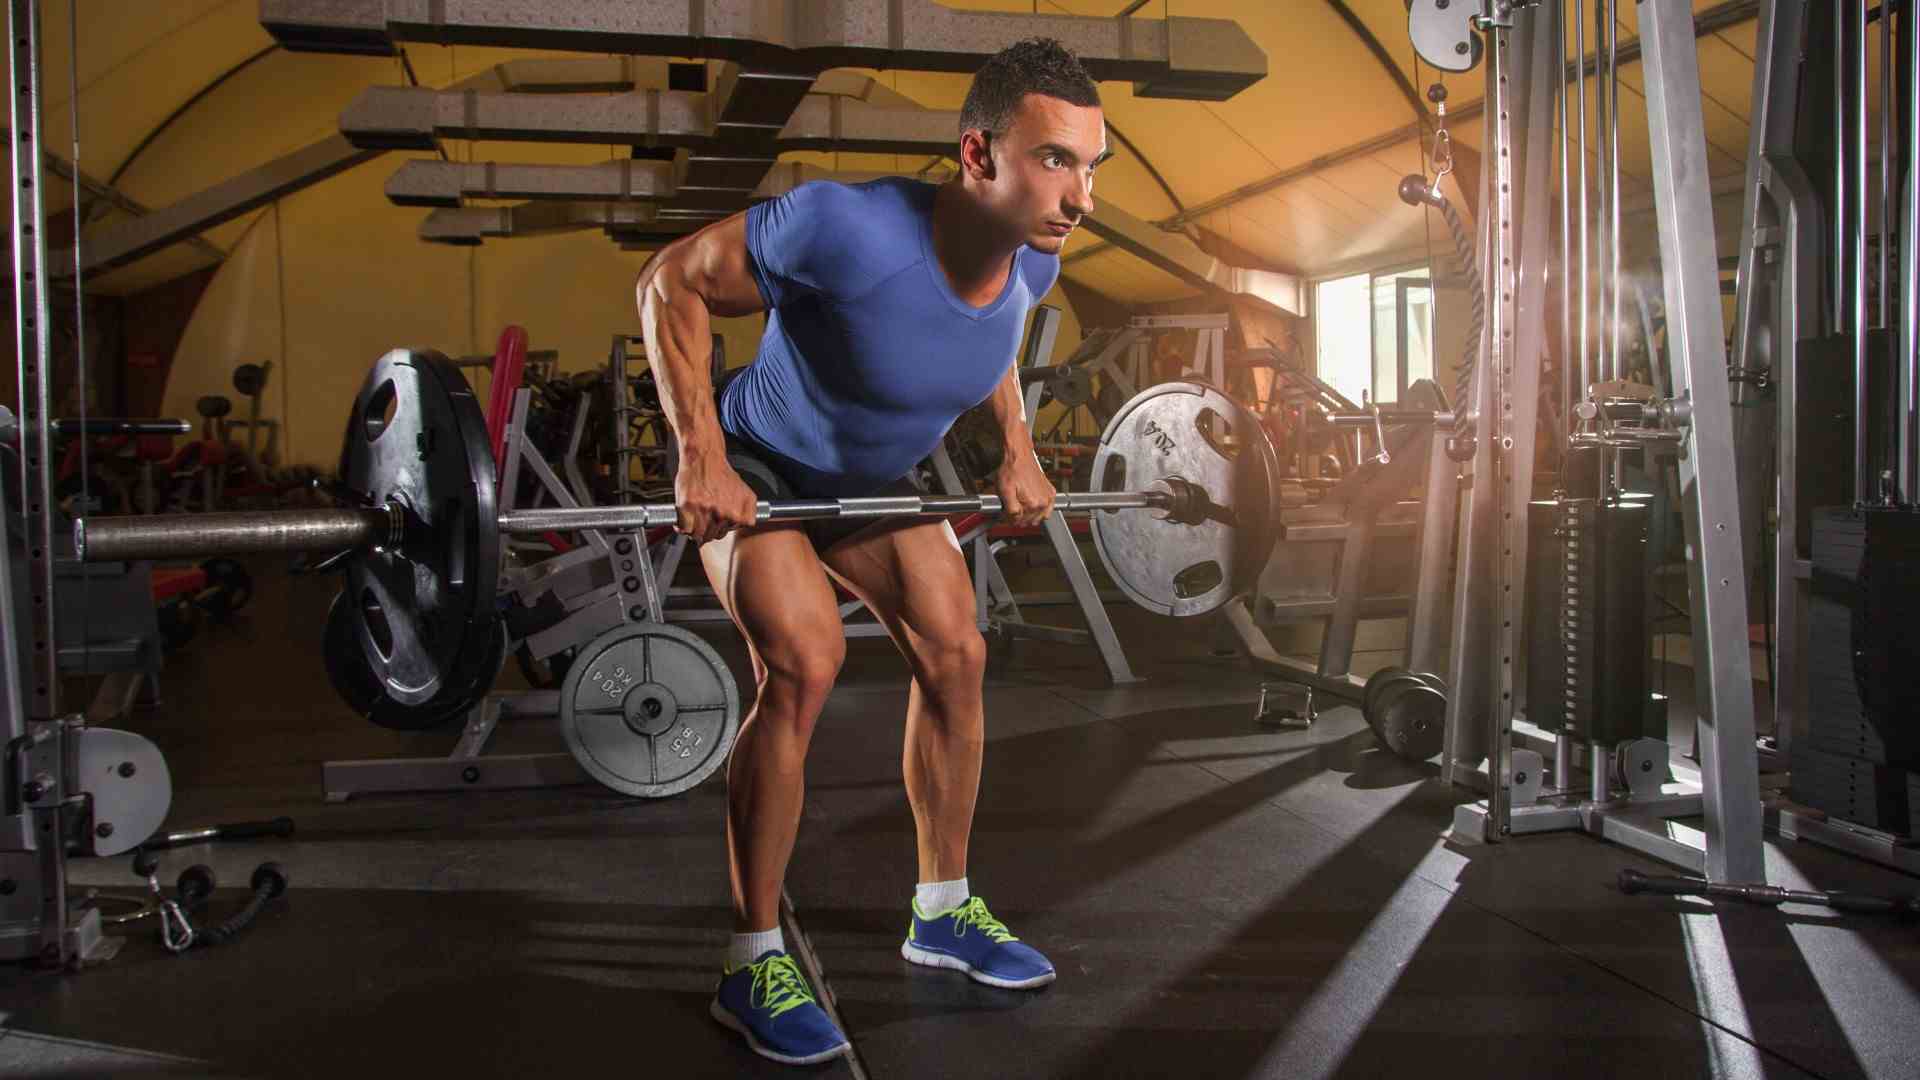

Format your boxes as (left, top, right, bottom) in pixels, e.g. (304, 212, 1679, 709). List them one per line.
(719, 177, 1059, 496)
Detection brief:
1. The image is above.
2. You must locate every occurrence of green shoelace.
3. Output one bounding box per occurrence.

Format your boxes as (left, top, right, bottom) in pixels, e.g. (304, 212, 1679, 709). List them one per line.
(949, 897, 1019, 944)
(749, 954, 816, 1019)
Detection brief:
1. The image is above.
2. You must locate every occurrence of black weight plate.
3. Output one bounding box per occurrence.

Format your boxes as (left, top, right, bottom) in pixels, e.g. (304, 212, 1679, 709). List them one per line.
(1363, 665, 1409, 722)
(1375, 682, 1447, 762)
(323, 590, 473, 730)
(1363, 668, 1423, 744)
(339, 349, 501, 706)
(559, 622, 740, 798)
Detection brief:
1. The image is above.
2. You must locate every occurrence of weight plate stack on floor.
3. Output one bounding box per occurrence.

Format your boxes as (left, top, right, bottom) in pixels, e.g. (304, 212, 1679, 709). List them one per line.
(1362, 666, 1447, 762)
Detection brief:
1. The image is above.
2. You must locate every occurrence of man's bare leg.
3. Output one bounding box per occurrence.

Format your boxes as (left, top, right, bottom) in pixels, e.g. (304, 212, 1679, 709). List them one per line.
(822, 520, 985, 883)
(700, 523, 847, 932)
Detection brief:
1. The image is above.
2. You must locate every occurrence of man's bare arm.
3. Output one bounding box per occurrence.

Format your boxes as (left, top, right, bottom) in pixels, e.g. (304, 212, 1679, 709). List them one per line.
(981, 362, 1055, 525)
(635, 214, 766, 540)
(983, 364, 1035, 458)
(636, 214, 764, 463)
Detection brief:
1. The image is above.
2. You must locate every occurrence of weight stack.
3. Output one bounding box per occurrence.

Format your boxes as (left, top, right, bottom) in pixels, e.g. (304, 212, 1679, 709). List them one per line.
(1525, 496, 1654, 745)
(1797, 507, 1920, 833)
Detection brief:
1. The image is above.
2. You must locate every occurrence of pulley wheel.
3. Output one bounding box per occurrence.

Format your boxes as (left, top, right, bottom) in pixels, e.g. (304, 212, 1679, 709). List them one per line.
(338, 349, 501, 706)
(558, 622, 741, 798)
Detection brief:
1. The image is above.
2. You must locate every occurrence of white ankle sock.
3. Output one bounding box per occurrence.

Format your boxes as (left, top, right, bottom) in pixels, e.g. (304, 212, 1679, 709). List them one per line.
(915, 877, 969, 916)
(727, 927, 785, 971)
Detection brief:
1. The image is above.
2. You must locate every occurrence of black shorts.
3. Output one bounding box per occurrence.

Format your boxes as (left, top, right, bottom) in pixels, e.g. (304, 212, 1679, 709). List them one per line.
(722, 438, 922, 554)
(707, 367, 921, 552)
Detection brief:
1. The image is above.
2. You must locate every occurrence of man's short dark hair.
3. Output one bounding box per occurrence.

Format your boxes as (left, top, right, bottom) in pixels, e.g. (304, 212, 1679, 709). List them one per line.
(959, 38, 1101, 140)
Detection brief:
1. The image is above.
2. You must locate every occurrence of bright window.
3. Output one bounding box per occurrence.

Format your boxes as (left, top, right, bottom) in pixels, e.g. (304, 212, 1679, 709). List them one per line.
(1314, 273, 1372, 405)
(1315, 266, 1435, 405)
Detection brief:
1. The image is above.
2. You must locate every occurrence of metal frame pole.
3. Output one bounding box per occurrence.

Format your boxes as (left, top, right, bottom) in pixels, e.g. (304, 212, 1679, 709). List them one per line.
(1576, 0, 1591, 399)
(1854, 0, 1873, 501)
(1595, 0, 1612, 385)
(6, 0, 65, 968)
(1881, 0, 1893, 335)
(1732, 0, 1819, 767)
(1837, 0, 1851, 337)
(9, 0, 54, 722)
(1903, 0, 1920, 499)
(1559, 4, 1573, 432)
(1640, 0, 1765, 884)
(1607, 0, 1622, 385)
(1485, 6, 1523, 839)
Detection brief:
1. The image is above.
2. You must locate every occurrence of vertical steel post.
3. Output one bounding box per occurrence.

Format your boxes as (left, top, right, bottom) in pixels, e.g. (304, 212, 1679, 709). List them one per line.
(1606, 0, 1622, 385)
(1595, 0, 1612, 385)
(1576, 0, 1591, 399)
(1903, 0, 1920, 499)
(1838, 0, 1851, 337)
(1880, 0, 1893, 334)
(1639, 0, 1766, 884)
(1854, 0, 1873, 500)
(1484, 9, 1519, 839)
(8, 0, 53, 723)
(8, 0, 62, 968)
(1559, 0, 1574, 433)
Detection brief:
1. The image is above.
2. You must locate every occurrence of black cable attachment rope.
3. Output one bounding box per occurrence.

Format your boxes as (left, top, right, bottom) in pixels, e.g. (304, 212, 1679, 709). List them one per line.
(1437, 194, 1485, 409)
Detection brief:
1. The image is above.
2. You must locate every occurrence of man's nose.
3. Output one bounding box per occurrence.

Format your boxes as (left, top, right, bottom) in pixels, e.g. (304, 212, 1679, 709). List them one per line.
(1064, 173, 1094, 216)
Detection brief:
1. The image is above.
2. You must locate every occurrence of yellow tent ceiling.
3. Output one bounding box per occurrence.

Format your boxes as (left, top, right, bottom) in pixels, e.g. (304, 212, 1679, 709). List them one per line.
(32, 0, 1765, 299)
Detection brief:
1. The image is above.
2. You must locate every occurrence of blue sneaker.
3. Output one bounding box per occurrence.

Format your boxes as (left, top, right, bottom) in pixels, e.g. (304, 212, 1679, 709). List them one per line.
(901, 896, 1055, 989)
(710, 951, 851, 1065)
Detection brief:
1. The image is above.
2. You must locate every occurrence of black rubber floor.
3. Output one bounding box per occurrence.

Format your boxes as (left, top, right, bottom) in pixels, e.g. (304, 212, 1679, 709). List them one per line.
(1, 558, 1915, 1079)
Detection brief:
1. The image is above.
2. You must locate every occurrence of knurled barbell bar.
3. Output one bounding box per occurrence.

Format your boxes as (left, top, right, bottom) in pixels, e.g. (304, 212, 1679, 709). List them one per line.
(71, 351, 1285, 718)
(75, 487, 1203, 563)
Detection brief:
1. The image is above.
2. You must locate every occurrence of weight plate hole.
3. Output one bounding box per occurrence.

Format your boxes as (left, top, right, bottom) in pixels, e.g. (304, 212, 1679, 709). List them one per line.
(1195, 407, 1239, 461)
(444, 496, 467, 588)
(1173, 561, 1222, 599)
(363, 379, 398, 442)
(1101, 453, 1127, 491)
(360, 588, 395, 660)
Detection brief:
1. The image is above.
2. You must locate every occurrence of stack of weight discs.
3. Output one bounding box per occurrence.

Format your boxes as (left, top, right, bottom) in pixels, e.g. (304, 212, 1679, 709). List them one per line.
(1361, 667, 1447, 762)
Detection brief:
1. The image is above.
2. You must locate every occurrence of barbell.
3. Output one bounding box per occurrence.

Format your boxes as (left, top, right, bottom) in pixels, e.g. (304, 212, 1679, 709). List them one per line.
(74, 350, 1284, 724)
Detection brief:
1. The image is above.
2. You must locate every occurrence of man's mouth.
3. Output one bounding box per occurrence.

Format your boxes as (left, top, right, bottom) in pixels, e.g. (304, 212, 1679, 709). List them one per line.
(1045, 221, 1075, 236)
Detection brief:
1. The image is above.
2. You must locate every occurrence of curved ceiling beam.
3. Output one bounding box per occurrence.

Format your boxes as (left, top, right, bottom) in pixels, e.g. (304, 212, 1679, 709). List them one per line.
(1103, 120, 1184, 217)
(1321, 0, 1428, 127)
(105, 44, 280, 190)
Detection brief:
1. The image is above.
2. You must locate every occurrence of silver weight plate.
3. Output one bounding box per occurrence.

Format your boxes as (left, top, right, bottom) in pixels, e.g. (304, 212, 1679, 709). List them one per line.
(76, 727, 171, 857)
(558, 622, 741, 798)
(1089, 382, 1281, 617)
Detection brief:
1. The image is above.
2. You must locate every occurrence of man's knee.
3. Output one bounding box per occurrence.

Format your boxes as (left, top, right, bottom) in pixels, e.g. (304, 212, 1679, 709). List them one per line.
(916, 626, 986, 691)
(759, 637, 846, 709)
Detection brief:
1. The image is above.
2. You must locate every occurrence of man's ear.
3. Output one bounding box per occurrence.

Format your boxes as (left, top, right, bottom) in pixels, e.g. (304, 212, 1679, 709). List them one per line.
(960, 129, 996, 181)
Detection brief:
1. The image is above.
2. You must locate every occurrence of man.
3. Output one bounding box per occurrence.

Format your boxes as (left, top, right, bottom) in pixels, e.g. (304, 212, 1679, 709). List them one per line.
(636, 38, 1107, 1066)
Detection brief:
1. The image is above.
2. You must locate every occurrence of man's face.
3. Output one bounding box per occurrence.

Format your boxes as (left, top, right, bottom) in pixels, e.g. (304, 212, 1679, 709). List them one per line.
(970, 93, 1108, 254)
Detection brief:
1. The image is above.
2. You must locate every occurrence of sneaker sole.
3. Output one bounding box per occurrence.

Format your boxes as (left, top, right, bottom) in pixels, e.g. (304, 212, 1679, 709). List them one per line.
(708, 999, 851, 1066)
(900, 940, 1057, 989)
